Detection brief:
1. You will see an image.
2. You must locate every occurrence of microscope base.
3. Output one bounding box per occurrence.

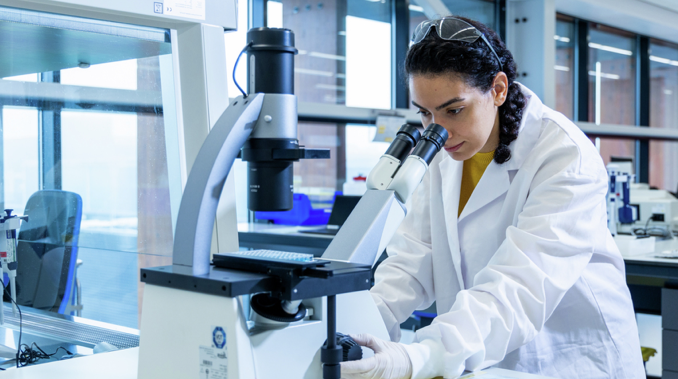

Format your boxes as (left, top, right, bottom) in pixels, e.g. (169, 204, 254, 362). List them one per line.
(137, 284, 389, 379)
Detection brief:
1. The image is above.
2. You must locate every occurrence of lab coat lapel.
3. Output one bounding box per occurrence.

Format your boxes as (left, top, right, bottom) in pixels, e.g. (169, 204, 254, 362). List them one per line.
(457, 161, 510, 223)
(456, 83, 542, 223)
(438, 156, 466, 290)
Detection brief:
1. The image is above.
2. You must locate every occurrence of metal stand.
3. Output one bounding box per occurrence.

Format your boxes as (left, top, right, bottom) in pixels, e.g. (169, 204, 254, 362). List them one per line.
(321, 295, 341, 379)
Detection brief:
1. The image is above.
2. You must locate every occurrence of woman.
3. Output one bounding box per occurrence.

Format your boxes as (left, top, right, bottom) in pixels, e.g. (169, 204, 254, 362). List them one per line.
(341, 16, 644, 379)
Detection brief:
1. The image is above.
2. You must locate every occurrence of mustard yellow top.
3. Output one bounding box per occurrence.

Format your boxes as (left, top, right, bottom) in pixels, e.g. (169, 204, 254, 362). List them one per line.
(458, 150, 495, 217)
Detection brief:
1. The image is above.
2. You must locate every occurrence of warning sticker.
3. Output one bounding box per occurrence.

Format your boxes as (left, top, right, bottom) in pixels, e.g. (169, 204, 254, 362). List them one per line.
(199, 345, 228, 379)
(163, 0, 205, 20)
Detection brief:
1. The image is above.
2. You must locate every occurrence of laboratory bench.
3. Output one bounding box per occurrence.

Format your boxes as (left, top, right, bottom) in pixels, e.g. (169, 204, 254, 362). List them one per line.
(0, 303, 139, 376)
(625, 239, 678, 379)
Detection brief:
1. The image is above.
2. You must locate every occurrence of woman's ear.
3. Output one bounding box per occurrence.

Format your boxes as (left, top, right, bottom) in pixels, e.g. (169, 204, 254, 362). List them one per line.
(492, 72, 509, 107)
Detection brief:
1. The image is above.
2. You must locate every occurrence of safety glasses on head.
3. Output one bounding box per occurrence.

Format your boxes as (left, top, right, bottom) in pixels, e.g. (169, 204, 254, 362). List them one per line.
(411, 17, 503, 72)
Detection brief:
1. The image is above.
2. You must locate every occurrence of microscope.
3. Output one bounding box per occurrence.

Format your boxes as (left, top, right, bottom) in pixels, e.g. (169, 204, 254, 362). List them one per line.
(137, 27, 448, 379)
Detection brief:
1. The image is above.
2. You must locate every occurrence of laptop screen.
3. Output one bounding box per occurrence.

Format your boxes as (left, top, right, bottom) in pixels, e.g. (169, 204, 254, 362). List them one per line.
(327, 195, 361, 227)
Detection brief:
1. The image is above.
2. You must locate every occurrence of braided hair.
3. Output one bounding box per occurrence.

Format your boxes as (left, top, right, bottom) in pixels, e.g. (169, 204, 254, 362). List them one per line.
(405, 16, 526, 164)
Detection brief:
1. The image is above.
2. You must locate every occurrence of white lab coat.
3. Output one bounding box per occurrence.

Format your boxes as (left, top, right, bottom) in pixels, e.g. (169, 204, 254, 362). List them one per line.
(371, 84, 645, 379)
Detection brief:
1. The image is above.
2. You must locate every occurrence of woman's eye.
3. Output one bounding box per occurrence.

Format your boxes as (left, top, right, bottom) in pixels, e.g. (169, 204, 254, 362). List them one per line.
(416, 110, 430, 117)
(448, 108, 462, 115)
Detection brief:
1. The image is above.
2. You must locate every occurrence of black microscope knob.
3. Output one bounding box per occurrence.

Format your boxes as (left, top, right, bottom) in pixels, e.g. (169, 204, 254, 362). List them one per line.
(336, 333, 362, 361)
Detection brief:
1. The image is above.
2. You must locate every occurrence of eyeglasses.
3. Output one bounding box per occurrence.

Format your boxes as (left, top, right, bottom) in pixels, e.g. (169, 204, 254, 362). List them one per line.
(411, 17, 503, 72)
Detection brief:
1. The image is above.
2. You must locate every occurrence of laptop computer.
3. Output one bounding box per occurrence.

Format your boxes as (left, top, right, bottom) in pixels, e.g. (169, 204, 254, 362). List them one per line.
(299, 195, 361, 236)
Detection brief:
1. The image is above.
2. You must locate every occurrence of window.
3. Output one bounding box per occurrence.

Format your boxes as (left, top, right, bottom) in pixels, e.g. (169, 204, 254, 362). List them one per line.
(588, 24, 636, 126)
(441, 0, 496, 31)
(591, 137, 636, 167)
(554, 15, 575, 119)
(272, 0, 392, 108)
(588, 24, 637, 165)
(649, 39, 678, 192)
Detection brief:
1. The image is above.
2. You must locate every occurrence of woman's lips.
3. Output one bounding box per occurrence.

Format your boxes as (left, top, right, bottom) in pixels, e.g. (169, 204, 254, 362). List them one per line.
(444, 142, 464, 152)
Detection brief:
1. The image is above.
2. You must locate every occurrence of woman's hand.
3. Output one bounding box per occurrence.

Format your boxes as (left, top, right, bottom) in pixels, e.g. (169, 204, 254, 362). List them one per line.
(340, 334, 413, 379)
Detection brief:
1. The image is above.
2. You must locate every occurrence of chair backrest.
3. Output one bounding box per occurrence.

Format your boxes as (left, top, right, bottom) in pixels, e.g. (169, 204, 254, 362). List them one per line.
(15, 190, 82, 313)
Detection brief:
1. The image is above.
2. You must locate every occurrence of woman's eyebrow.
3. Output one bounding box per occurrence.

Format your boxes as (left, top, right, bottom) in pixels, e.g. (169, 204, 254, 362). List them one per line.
(411, 98, 465, 111)
(434, 97, 465, 110)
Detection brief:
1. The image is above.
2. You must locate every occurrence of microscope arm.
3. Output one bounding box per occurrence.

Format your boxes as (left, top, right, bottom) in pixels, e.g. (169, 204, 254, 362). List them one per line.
(321, 152, 433, 266)
(173, 94, 264, 276)
(322, 124, 446, 267)
(322, 190, 406, 267)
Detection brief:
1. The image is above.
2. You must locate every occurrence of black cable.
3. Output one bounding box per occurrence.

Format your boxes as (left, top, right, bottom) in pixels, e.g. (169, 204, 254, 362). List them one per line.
(1, 284, 73, 369)
(233, 43, 252, 98)
(17, 343, 72, 367)
(2, 284, 21, 369)
(633, 217, 672, 239)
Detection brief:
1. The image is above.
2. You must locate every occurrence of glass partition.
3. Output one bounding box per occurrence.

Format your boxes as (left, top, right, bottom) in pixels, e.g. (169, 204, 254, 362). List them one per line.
(0, 8, 178, 329)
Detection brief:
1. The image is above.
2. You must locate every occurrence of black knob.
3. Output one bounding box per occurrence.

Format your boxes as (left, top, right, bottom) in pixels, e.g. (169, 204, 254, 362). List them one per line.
(337, 333, 362, 361)
(4, 209, 12, 217)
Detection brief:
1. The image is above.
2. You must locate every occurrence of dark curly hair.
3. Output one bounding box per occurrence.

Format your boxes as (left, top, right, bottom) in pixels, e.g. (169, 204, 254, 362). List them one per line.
(405, 16, 526, 164)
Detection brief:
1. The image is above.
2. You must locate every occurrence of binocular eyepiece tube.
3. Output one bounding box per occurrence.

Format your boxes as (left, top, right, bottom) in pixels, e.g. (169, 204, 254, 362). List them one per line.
(385, 123, 448, 203)
(410, 124, 448, 165)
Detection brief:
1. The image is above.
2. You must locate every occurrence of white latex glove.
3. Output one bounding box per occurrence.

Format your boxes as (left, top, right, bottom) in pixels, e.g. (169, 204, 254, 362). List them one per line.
(340, 333, 413, 379)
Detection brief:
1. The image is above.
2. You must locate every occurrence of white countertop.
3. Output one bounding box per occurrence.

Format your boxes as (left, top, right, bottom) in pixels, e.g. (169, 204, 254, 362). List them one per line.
(1, 347, 552, 379)
(2, 347, 138, 379)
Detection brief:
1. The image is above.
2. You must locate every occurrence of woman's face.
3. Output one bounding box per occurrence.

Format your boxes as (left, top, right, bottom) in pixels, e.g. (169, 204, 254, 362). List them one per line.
(409, 73, 507, 161)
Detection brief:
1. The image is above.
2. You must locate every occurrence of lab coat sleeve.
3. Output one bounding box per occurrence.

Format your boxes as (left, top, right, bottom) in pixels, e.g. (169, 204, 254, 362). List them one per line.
(370, 169, 436, 343)
(412, 141, 609, 378)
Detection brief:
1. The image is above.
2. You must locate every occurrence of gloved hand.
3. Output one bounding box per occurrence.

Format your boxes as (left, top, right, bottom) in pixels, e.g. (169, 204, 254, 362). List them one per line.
(340, 333, 413, 379)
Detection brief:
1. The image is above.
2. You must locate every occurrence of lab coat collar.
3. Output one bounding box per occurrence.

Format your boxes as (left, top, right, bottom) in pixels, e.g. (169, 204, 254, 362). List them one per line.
(502, 82, 544, 172)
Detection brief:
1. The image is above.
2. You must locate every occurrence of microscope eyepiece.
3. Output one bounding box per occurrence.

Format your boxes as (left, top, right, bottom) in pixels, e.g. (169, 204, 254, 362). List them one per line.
(384, 124, 422, 162)
(410, 123, 448, 165)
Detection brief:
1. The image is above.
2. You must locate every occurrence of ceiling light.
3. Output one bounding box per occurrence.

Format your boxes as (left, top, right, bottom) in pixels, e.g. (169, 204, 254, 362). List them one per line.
(588, 42, 632, 56)
(295, 68, 334, 77)
(309, 52, 346, 61)
(650, 55, 678, 66)
(588, 70, 620, 80)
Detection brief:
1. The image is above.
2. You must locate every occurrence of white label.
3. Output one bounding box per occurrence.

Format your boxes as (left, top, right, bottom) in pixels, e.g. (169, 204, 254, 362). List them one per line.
(199, 346, 228, 379)
(373, 115, 406, 143)
(163, 0, 205, 20)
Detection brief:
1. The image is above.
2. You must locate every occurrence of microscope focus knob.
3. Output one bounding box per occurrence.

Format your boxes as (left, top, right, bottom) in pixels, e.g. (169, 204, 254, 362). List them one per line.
(336, 333, 362, 361)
